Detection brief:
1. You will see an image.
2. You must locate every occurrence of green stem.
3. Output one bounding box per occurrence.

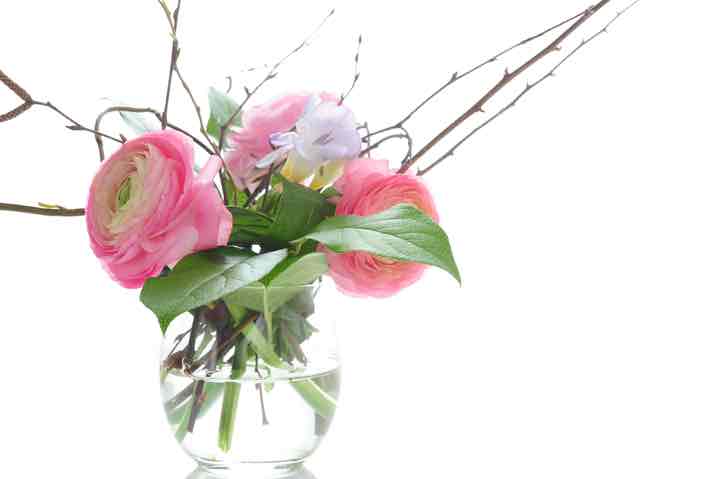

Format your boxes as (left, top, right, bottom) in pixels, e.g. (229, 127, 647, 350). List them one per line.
(218, 338, 249, 452)
(291, 379, 336, 419)
(244, 324, 337, 419)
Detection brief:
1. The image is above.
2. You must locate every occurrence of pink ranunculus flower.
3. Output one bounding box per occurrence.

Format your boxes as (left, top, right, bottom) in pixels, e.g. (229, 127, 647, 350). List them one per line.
(224, 92, 340, 189)
(323, 158, 440, 298)
(86, 131, 232, 288)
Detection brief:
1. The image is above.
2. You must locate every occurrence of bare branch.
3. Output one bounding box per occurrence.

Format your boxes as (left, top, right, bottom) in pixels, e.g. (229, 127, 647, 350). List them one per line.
(94, 106, 157, 161)
(418, 0, 642, 176)
(398, 0, 613, 174)
(31, 101, 122, 143)
(339, 35, 362, 105)
(1, 69, 122, 143)
(0, 68, 34, 122)
(0, 202, 85, 217)
(172, 65, 220, 155)
(93, 105, 215, 160)
(160, 0, 182, 129)
(364, 6, 588, 142)
(218, 8, 336, 151)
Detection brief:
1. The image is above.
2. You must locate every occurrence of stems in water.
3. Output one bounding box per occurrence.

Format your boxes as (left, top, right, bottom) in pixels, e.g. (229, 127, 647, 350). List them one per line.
(218, 338, 249, 452)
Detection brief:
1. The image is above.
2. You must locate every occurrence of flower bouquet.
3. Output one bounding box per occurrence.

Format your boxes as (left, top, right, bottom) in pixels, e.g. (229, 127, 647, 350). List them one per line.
(0, 1, 639, 476)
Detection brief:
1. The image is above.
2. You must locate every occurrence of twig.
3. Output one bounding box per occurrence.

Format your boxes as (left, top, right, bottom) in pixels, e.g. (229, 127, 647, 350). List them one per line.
(166, 120, 215, 156)
(160, 0, 182, 129)
(339, 35, 362, 105)
(0, 68, 33, 122)
(360, 132, 412, 160)
(157, 0, 175, 31)
(218, 8, 336, 151)
(418, 0, 641, 176)
(1, 70, 121, 144)
(33, 101, 122, 143)
(95, 106, 157, 161)
(95, 104, 215, 158)
(398, 0, 612, 174)
(364, 7, 588, 142)
(0, 202, 85, 217)
(172, 66, 220, 155)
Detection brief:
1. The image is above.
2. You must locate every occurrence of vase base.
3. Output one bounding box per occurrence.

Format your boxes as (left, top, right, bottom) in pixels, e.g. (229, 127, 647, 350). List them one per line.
(188, 461, 313, 479)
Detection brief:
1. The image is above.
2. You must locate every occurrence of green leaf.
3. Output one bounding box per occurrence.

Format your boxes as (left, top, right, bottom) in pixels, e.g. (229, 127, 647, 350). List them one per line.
(118, 110, 159, 134)
(268, 181, 335, 242)
(140, 247, 288, 332)
(228, 207, 274, 245)
(298, 203, 461, 283)
(207, 87, 242, 143)
(263, 252, 329, 287)
(224, 253, 328, 314)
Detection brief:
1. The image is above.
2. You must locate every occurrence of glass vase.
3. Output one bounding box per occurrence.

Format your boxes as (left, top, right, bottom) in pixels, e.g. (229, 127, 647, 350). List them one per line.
(159, 282, 340, 478)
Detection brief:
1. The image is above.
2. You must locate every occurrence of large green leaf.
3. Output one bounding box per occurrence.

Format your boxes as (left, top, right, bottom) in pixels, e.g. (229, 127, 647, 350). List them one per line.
(298, 203, 461, 283)
(228, 207, 274, 245)
(206, 87, 242, 143)
(268, 181, 335, 242)
(224, 252, 328, 313)
(140, 247, 288, 332)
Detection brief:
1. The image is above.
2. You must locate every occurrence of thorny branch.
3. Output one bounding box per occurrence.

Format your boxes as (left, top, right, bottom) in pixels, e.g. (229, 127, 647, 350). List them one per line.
(418, 0, 642, 176)
(218, 9, 336, 152)
(397, 0, 612, 174)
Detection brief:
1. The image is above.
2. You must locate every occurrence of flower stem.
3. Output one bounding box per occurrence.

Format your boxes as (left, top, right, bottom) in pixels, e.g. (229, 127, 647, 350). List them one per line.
(174, 382, 224, 442)
(218, 338, 249, 452)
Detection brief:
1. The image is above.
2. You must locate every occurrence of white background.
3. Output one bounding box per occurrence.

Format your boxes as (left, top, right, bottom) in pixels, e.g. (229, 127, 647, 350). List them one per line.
(1, 1, 718, 478)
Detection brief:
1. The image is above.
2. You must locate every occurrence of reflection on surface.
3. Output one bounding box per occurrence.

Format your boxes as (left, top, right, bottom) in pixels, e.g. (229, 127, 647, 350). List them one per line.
(186, 465, 317, 479)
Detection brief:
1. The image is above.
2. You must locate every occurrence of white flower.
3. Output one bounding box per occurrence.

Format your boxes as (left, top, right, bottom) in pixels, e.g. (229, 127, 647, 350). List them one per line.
(256, 95, 362, 186)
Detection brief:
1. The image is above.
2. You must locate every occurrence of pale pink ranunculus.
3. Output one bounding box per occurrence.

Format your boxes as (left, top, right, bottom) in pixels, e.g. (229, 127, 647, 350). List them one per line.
(323, 158, 440, 298)
(86, 131, 232, 288)
(224, 92, 338, 189)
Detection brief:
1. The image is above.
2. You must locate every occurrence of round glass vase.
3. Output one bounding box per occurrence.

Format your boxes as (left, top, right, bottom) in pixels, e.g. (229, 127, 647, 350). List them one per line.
(159, 282, 340, 478)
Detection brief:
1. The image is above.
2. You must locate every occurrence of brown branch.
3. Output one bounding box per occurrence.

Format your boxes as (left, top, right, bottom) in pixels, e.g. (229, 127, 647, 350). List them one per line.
(0, 202, 85, 217)
(32, 101, 122, 143)
(339, 35, 362, 105)
(418, 0, 642, 176)
(160, 0, 182, 129)
(1, 69, 121, 143)
(364, 7, 588, 142)
(0, 68, 34, 122)
(218, 8, 336, 151)
(360, 132, 412, 160)
(93, 105, 215, 159)
(172, 66, 220, 155)
(398, 0, 612, 174)
(94, 106, 157, 161)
